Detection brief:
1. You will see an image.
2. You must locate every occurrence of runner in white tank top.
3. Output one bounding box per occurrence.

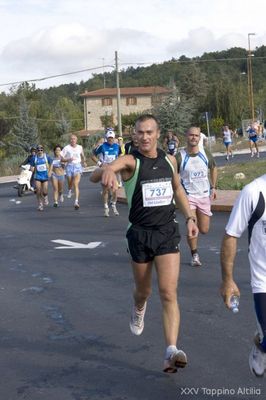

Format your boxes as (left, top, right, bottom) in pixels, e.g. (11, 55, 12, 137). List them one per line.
(222, 125, 234, 161)
(176, 127, 217, 267)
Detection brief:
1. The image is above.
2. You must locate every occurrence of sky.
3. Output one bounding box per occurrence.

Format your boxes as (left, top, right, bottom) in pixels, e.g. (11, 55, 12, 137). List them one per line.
(0, 0, 265, 91)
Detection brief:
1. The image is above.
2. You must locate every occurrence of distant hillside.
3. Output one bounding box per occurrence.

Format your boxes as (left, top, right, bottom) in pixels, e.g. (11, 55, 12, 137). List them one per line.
(1, 45, 266, 164)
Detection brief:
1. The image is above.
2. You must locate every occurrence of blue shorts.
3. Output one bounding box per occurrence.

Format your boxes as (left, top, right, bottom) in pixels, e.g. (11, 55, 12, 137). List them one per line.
(65, 163, 83, 177)
(224, 141, 232, 147)
(52, 173, 65, 181)
(249, 136, 258, 143)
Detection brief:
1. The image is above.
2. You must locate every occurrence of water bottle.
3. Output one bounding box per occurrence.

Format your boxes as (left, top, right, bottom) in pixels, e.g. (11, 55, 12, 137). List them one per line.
(230, 295, 240, 313)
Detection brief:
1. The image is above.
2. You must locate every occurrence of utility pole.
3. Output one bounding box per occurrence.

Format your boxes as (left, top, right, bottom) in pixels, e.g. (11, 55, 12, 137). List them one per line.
(102, 58, 106, 89)
(247, 33, 256, 122)
(115, 51, 122, 136)
(205, 111, 211, 151)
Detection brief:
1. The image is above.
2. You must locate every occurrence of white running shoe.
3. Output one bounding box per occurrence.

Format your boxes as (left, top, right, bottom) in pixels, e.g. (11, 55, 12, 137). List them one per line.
(163, 348, 187, 373)
(43, 196, 49, 206)
(74, 200, 79, 210)
(38, 202, 44, 211)
(129, 302, 147, 336)
(67, 190, 72, 199)
(104, 207, 109, 217)
(59, 193, 64, 203)
(111, 203, 119, 216)
(249, 335, 266, 377)
(191, 253, 202, 267)
(251, 152, 254, 158)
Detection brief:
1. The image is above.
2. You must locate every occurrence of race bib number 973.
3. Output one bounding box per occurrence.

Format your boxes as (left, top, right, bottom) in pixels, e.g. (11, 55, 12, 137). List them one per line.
(142, 180, 173, 207)
(190, 169, 207, 181)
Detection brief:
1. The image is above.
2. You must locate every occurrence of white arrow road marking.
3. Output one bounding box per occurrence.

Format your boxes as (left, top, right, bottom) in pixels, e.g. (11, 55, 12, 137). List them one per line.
(52, 240, 102, 249)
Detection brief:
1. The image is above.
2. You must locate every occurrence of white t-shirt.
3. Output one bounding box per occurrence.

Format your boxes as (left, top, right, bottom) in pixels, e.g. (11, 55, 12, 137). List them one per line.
(61, 144, 83, 165)
(225, 174, 266, 293)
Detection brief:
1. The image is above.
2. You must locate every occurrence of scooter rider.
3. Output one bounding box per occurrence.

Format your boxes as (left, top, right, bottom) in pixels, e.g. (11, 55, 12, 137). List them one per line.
(21, 146, 36, 165)
(21, 146, 37, 190)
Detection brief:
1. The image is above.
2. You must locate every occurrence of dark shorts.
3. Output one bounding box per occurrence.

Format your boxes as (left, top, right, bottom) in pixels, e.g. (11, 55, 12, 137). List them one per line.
(35, 179, 48, 183)
(126, 220, 180, 263)
(249, 136, 258, 143)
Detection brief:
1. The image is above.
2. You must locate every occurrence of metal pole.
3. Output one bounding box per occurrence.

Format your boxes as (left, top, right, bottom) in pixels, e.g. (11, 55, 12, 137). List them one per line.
(102, 58, 106, 89)
(205, 111, 211, 151)
(115, 51, 122, 136)
(248, 33, 256, 122)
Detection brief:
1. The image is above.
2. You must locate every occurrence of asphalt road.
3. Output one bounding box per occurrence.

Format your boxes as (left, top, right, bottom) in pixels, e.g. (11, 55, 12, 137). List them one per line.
(0, 174, 266, 400)
(214, 148, 266, 167)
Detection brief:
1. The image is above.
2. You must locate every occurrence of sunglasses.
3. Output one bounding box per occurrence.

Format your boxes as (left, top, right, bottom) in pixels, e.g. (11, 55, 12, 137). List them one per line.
(37, 148, 43, 151)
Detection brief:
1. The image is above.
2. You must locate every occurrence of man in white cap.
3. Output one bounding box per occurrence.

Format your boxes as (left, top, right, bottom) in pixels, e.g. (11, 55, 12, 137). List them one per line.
(91, 128, 122, 216)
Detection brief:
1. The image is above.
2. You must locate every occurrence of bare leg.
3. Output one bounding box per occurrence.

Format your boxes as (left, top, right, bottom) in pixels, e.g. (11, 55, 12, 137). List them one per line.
(131, 260, 153, 308)
(73, 173, 81, 202)
(51, 177, 59, 203)
(155, 253, 180, 346)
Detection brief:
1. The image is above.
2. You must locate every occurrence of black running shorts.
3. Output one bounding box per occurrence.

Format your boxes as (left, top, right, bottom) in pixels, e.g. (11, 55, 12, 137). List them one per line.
(126, 220, 180, 263)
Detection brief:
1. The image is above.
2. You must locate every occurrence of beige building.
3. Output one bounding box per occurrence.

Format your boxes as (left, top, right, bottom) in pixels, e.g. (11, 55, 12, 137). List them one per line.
(80, 86, 171, 132)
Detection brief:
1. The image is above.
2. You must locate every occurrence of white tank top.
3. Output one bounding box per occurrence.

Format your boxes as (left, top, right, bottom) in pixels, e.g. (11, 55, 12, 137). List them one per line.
(223, 129, 232, 142)
(179, 149, 210, 198)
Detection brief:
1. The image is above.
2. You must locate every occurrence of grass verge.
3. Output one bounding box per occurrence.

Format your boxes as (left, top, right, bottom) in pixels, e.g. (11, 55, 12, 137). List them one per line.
(217, 160, 266, 190)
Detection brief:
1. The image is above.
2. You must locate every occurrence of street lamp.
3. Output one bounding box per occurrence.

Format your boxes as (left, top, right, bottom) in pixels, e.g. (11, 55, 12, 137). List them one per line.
(247, 33, 256, 122)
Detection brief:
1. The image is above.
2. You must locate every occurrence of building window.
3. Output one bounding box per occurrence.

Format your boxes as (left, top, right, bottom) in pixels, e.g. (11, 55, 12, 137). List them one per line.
(126, 97, 137, 106)
(102, 97, 112, 106)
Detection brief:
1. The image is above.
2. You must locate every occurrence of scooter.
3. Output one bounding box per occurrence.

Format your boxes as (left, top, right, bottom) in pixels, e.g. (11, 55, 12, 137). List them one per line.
(17, 164, 34, 197)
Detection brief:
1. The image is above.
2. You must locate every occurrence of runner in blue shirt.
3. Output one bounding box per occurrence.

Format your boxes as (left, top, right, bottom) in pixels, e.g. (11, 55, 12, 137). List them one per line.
(246, 123, 260, 158)
(30, 145, 52, 211)
(92, 129, 121, 217)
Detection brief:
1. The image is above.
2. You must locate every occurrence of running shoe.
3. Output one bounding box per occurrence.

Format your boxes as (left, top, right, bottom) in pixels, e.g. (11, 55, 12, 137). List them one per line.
(104, 207, 109, 217)
(249, 334, 266, 377)
(53, 202, 58, 208)
(74, 200, 80, 210)
(191, 253, 202, 267)
(111, 203, 119, 216)
(257, 153, 260, 158)
(43, 196, 49, 206)
(129, 302, 147, 336)
(163, 348, 187, 373)
(38, 202, 44, 211)
(67, 190, 72, 199)
(59, 193, 64, 203)
(226, 155, 229, 161)
(251, 152, 254, 158)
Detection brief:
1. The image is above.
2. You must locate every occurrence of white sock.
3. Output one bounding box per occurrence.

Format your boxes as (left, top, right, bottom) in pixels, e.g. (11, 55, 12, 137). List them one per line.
(104, 203, 108, 209)
(165, 345, 177, 358)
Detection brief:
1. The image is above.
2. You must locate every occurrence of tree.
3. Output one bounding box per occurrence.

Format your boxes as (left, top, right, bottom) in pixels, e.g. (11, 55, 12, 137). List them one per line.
(121, 112, 143, 133)
(8, 94, 39, 154)
(56, 115, 71, 139)
(153, 88, 195, 135)
(100, 114, 114, 130)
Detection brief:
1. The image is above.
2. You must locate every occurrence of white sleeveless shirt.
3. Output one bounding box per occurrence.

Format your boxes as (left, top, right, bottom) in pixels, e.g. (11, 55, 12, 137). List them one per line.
(179, 148, 210, 198)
